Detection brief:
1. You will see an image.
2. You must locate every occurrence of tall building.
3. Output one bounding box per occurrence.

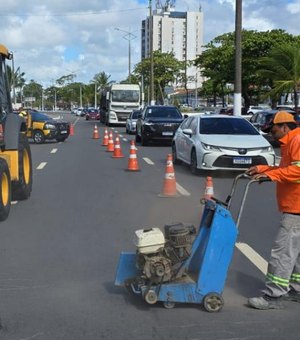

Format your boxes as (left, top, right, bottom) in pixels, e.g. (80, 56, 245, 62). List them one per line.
(141, 1, 203, 90)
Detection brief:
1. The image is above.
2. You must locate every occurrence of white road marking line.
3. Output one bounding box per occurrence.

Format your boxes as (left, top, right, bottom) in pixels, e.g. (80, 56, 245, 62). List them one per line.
(11, 201, 18, 205)
(119, 134, 123, 138)
(176, 182, 191, 196)
(50, 148, 58, 154)
(36, 162, 47, 170)
(235, 242, 268, 275)
(123, 138, 128, 142)
(143, 157, 154, 165)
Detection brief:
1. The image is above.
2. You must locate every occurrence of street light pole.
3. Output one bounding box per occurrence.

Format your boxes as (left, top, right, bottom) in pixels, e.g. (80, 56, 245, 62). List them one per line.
(234, 0, 242, 116)
(115, 28, 137, 83)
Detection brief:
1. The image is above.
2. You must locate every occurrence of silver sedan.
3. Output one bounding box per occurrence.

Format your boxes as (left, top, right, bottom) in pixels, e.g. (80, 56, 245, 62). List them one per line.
(126, 109, 141, 134)
(172, 114, 276, 174)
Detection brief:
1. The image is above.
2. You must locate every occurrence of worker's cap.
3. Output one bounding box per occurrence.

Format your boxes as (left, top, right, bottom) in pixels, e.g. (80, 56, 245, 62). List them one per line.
(261, 111, 296, 133)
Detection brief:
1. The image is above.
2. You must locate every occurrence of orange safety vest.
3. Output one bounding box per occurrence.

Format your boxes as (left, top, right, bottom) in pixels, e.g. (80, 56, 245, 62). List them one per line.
(256, 128, 300, 213)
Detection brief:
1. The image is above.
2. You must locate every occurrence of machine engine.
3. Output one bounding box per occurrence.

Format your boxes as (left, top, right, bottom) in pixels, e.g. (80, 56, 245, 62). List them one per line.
(134, 223, 196, 284)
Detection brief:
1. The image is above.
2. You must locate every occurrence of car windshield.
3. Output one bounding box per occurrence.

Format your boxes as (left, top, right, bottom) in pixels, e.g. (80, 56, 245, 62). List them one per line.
(30, 112, 52, 122)
(200, 117, 259, 135)
(111, 90, 139, 103)
(146, 107, 182, 118)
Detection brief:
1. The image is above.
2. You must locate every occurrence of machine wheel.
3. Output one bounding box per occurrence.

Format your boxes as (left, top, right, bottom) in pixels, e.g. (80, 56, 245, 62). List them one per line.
(12, 134, 33, 201)
(203, 293, 224, 312)
(33, 130, 45, 144)
(144, 290, 158, 305)
(190, 149, 198, 175)
(163, 301, 175, 309)
(0, 158, 11, 221)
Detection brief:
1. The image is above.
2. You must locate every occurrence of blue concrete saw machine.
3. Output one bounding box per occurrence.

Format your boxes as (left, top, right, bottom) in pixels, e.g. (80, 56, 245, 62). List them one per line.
(115, 174, 260, 312)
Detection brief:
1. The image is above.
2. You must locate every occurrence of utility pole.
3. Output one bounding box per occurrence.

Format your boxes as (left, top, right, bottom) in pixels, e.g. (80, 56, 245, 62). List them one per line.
(234, 0, 242, 116)
(149, 0, 155, 105)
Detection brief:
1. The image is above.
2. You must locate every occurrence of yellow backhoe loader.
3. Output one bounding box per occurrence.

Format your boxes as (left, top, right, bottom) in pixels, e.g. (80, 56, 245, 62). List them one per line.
(0, 44, 32, 221)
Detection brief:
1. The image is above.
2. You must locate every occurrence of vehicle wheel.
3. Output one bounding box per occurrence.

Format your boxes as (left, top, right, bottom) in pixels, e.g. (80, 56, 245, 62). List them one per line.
(172, 143, 180, 164)
(12, 134, 33, 201)
(56, 137, 67, 142)
(190, 149, 198, 175)
(163, 301, 175, 309)
(144, 290, 157, 305)
(135, 132, 141, 143)
(141, 133, 148, 146)
(203, 293, 224, 312)
(33, 130, 45, 144)
(0, 158, 11, 221)
(86, 117, 89, 120)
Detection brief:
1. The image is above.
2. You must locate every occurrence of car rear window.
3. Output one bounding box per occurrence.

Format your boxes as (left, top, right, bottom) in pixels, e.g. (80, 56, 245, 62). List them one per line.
(146, 107, 182, 118)
(200, 117, 259, 135)
(132, 111, 140, 119)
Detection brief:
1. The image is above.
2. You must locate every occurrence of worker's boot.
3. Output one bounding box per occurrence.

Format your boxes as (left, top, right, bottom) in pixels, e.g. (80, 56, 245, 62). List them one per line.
(283, 289, 300, 302)
(248, 295, 284, 310)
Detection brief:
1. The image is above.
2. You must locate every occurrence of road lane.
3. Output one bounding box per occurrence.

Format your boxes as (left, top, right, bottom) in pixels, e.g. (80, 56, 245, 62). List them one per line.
(0, 116, 298, 340)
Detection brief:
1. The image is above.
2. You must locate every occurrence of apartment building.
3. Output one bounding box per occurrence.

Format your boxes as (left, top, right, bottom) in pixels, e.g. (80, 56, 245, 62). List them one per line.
(141, 2, 203, 90)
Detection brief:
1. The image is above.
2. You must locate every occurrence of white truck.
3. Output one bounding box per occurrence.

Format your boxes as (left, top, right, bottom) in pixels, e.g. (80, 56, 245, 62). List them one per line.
(100, 83, 143, 126)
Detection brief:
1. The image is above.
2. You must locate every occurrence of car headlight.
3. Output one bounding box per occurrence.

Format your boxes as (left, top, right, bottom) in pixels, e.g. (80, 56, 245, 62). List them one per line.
(201, 143, 221, 151)
(144, 121, 153, 126)
(261, 146, 274, 153)
(44, 123, 56, 129)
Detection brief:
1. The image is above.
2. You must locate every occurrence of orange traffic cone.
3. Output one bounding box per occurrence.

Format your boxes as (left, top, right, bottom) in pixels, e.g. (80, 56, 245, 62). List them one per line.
(106, 130, 115, 152)
(112, 135, 124, 158)
(203, 176, 214, 200)
(92, 124, 100, 139)
(126, 140, 140, 171)
(70, 123, 74, 136)
(102, 129, 109, 146)
(158, 154, 179, 197)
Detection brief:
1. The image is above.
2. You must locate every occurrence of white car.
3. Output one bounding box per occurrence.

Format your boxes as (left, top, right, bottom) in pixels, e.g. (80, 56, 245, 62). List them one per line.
(172, 114, 276, 174)
(247, 105, 270, 115)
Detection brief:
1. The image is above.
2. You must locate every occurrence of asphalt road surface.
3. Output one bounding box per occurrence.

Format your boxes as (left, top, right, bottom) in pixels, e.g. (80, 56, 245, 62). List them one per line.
(0, 113, 299, 340)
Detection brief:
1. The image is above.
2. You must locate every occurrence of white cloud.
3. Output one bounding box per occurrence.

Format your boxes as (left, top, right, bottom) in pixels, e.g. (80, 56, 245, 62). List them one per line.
(1, 1, 300, 87)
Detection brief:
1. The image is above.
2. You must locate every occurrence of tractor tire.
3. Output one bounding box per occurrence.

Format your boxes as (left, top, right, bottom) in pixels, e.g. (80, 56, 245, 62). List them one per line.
(12, 134, 33, 201)
(0, 158, 11, 221)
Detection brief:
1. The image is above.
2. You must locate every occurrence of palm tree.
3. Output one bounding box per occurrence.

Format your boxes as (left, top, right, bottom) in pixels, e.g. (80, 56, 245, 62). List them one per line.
(92, 71, 113, 92)
(258, 44, 300, 110)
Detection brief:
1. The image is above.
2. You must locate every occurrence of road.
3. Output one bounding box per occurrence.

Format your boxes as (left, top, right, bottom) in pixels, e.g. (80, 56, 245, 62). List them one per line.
(0, 113, 299, 340)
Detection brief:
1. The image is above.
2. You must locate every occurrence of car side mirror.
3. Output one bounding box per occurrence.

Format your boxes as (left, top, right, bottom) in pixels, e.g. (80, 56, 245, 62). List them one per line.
(182, 128, 193, 137)
(184, 114, 189, 119)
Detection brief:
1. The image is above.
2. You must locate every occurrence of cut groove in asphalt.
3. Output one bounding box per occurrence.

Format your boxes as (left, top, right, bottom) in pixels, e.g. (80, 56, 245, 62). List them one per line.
(235, 242, 268, 275)
(176, 182, 191, 196)
(36, 162, 47, 170)
(143, 157, 154, 165)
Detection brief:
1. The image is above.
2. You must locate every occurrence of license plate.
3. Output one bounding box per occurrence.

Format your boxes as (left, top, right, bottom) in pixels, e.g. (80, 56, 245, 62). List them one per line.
(162, 132, 173, 136)
(61, 130, 67, 134)
(233, 157, 252, 165)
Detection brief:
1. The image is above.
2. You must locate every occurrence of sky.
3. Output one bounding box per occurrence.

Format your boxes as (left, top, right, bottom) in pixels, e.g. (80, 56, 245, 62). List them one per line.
(2, 0, 300, 87)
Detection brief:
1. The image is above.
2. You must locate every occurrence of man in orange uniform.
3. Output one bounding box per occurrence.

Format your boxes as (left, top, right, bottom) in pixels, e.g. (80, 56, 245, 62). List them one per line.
(247, 111, 300, 309)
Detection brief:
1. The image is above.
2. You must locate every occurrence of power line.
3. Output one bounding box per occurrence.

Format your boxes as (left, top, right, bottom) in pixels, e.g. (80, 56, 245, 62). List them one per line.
(0, 7, 147, 17)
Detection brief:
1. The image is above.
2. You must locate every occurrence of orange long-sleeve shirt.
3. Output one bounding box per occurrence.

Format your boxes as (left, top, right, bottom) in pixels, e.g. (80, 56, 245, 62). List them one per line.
(256, 128, 300, 213)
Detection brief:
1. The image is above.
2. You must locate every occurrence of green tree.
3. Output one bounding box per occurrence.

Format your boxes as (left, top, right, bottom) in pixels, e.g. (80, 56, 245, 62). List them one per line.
(195, 29, 300, 108)
(23, 80, 43, 108)
(134, 51, 184, 104)
(258, 44, 300, 110)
